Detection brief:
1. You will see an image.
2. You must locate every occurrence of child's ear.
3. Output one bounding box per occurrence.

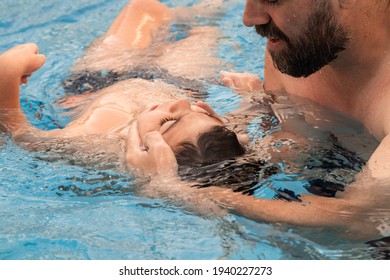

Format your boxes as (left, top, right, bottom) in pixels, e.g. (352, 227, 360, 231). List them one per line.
(237, 133, 250, 146)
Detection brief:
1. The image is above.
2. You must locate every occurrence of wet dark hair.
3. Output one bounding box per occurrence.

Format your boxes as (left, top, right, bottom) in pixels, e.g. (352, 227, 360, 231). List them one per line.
(173, 125, 280, 195)
(177, 158, 280, 195)
(174, 125, 245, 166)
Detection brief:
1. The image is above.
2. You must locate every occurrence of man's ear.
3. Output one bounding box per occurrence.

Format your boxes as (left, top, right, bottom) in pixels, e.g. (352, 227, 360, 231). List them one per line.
(237, 133, 250, 146)
(339, 0, 357, 9)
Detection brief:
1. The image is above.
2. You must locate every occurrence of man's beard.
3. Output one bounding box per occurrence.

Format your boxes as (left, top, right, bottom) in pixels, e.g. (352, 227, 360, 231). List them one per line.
(256, 1, 350, 78)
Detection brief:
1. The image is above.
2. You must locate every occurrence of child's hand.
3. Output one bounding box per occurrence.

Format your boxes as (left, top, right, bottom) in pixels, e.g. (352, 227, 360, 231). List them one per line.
(0, 43, 46, 85)
(0, 44, 46, 110)
(220, 71, 263, 91)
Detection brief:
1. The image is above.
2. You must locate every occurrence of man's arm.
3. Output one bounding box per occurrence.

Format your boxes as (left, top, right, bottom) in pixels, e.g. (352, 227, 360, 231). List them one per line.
(205, 132, 390, 240)
(135, 128, 390, 240)
(124, 120, 358, 230)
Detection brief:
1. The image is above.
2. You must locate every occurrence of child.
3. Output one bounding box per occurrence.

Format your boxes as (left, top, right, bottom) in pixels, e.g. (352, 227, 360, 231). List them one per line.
(0, 43, 245, 178)
(0, 0, 249, 178)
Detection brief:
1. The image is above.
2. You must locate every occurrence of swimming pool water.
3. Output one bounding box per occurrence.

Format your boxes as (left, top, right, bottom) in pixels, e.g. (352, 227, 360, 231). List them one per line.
(0, 0, 380, 259)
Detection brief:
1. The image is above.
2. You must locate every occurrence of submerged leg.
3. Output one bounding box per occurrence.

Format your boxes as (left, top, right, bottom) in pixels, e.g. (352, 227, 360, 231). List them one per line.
(72, 0, 174, 72)
(104, 0, 173, 49)
(68, 0, 228, 91)
(104, 0, 227, 49)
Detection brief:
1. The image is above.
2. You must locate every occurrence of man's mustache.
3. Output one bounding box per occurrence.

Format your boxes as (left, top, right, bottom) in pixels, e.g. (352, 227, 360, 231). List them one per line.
(255, 23, 290, 44)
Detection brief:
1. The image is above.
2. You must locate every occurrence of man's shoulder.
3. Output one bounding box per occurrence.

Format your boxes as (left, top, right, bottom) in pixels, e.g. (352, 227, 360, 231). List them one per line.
(364, 83, 390, 140)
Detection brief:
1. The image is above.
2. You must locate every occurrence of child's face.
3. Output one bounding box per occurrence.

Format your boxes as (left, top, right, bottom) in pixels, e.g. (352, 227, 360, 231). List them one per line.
(136, 99, 224, 149)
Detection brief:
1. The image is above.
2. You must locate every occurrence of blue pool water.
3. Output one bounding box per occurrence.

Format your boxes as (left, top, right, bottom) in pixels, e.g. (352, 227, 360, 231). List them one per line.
(0, 0, 380, 259)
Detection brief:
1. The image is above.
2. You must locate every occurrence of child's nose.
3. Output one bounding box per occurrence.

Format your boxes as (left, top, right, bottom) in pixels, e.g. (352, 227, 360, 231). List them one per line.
(169, 99, 191, 113)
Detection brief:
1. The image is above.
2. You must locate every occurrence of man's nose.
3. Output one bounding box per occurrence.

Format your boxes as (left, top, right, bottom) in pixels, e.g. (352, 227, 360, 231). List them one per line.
(243, 0, 271, 27)
(169, 99, 191, 113)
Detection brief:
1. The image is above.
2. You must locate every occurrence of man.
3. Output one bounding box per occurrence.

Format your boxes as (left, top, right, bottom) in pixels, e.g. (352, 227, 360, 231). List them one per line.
(218, 0, 390, 240)
(129, 0, 390, 241)
(224, 0, 390, 140)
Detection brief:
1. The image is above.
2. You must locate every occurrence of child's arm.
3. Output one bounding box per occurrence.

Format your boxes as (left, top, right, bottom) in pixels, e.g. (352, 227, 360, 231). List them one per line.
(220, 71, 264, 92)
(0, 43, 46, 135)
(0, 43, 46, 110)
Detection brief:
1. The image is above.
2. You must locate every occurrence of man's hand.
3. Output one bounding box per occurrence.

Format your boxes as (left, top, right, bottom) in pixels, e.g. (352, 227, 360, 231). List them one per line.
(125, 122, 178, 178)
(220, 71, 263, 91)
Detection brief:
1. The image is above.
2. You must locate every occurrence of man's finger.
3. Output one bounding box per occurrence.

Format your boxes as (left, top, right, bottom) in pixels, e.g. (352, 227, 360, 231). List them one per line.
(126, 122, 144, 157)
(143, 131, 178, 174)
(125, 122, 154, 174)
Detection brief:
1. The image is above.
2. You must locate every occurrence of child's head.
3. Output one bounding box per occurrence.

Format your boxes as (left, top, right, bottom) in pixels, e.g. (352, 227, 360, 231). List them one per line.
(174, 125, 245, 165)
(136, 99, 246, 165)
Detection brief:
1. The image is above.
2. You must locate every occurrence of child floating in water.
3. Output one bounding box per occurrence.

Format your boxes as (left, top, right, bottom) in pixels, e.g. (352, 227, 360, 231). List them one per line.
(0, 42, 245, 178)
(0, 0, 248, 178)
